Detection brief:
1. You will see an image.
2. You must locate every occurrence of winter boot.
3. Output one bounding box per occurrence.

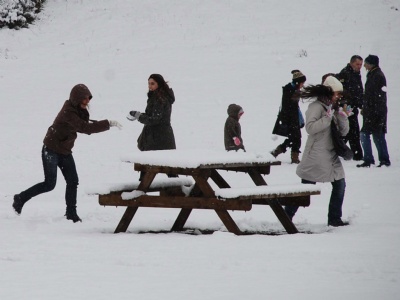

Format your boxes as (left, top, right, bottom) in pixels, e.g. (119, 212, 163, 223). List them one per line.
(291, 152, 300, 164)
(65, 206, 82, 223)
(12, 194, 25, 215)
(270, 145, 285, 158)
(328, 219, 349, 227)
(356, 162, 371, 168)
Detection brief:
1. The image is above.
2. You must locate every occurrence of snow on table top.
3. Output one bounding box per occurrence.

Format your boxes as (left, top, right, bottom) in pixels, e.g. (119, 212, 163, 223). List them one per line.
(121, 149, 278, 168)
(215, 184, 321, 199)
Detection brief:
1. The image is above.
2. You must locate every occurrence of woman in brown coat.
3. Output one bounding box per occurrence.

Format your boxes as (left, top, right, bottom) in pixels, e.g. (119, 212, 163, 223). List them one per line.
(13, 84, 122, 222)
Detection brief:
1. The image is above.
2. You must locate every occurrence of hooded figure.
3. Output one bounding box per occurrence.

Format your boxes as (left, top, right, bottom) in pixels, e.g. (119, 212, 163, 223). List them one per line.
(224, 104, 245, 151)
(14, 84, 121, 223)
(43, 84, 110, 155)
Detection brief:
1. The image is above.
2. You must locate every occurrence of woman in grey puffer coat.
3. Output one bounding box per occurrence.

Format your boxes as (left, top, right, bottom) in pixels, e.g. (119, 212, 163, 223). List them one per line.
(285, 76, 351, 227)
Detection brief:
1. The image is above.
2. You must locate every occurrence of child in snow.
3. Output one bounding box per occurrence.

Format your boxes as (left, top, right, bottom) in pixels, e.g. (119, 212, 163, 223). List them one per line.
(224, 104, 245, 152)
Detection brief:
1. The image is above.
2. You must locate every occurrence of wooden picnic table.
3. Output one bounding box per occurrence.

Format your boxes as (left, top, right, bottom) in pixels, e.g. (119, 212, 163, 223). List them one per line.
(99, 150, 320, 235)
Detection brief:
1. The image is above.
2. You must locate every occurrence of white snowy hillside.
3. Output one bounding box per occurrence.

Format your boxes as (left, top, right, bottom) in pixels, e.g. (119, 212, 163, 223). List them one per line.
(1, 0, 400, 299)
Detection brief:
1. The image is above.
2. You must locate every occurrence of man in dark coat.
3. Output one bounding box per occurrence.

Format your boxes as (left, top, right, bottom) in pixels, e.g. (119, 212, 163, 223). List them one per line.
(357, 55, 391, 168)
(336, 55, 364, 160)
(271, 70, 306, 163)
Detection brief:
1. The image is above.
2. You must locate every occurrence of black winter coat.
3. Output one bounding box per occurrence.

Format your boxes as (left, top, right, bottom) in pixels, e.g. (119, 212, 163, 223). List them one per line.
(361, 67, 388, 133)
(280, 83, 301, 128)
(272, 83, 302, 136)
(336, 64, 364, 109)
(137, 88, 176, 151)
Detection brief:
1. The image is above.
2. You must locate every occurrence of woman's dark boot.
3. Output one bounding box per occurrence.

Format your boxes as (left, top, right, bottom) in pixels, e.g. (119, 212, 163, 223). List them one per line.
(291, 152, 300, 164)
(12, 194, 26, 215)
(65, 206, 82, 223)
(270, 145, 284, 158)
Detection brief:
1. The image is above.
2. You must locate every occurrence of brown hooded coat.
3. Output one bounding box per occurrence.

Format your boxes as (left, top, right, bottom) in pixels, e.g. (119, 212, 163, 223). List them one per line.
(43, 84, 110, 155)
(224, 104, 245, 151)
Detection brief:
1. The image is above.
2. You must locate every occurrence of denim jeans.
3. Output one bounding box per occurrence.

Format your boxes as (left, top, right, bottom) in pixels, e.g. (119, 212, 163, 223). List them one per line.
(360, 130, 390, 165)
(285, 178, 346, 222)
(19, 146, 79, 208)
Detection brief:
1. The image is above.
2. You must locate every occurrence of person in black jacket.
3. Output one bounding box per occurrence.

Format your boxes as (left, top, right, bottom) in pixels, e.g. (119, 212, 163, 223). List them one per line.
(224, 104, 245, 151)
(357, 55, 391, 168)
(127, 74, 177, 179)
(128, 74, 176, 151)
(271, 70, 306, 163)
(336, 55, 364, 160)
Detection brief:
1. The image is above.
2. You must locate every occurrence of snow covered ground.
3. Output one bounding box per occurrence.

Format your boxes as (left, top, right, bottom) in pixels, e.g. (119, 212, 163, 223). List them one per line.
(1, 0, 400, 299)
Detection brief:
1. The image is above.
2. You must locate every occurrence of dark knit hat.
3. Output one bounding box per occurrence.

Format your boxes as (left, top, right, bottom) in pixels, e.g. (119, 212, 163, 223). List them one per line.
(365, 55, 379, 66)
(291, 70, 306, 84)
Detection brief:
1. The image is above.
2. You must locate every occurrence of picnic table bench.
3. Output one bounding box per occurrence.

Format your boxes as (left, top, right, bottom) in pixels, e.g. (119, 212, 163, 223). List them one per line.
(97, 150, 321, 235)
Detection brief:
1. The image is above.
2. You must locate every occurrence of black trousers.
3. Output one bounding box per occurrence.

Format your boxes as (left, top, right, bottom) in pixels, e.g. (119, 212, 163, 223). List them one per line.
(280, 127, 301, 153)
(342, 109, 363, 160)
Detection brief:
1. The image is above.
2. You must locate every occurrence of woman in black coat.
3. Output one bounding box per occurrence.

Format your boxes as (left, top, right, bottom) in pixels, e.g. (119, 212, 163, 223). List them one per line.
(128, 74, 177, 178)
(271, 70, 306, 163)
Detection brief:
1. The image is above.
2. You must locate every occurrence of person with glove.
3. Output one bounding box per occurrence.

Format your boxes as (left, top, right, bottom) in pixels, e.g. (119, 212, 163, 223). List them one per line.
(285, 76, 351, 227)
(271, 70, 306, 163)
(224, 104, 245, 152)
(12, 84, 122, 223)
(127, 74, 177, 179)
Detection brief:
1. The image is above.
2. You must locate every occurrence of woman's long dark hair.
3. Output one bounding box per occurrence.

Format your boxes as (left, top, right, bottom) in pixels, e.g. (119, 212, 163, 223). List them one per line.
(299, 84, 333, 105)
(148, 74, 171, 99)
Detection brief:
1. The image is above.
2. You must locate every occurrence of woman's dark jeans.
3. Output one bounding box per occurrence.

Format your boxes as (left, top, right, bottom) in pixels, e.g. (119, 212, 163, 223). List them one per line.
(19, 146, 79, 208)
(284, 178, 346, 222)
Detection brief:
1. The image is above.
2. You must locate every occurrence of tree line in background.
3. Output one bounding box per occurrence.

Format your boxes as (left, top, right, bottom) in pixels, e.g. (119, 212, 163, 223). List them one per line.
(0, 0, 46, 29)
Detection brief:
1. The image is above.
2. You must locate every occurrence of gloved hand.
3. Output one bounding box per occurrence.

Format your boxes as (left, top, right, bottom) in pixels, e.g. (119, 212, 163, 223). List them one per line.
(127, 111, 141, 121)
(326, 105, 335, 118)
(338, 105, 354, 117)
(109, 120, 122, 130)
(233, 137, 241, 146)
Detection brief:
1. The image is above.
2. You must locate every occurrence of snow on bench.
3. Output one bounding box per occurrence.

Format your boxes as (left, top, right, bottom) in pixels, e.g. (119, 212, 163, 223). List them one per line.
(86, 177, 194, 197)
(215, 184, 321, 200)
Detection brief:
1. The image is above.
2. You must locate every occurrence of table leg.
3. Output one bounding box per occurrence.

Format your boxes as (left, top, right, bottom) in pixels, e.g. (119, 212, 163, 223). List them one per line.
(248, 169, 267, 186)
(215, 210, 243, 235)
(171, 208, 192, 231)
(192, 173, 215, 197)
(210, 169, 231, 188)
(115, 207, 139, 233)
(268, 200, 298, 234)
(137, 172, 156, 190)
